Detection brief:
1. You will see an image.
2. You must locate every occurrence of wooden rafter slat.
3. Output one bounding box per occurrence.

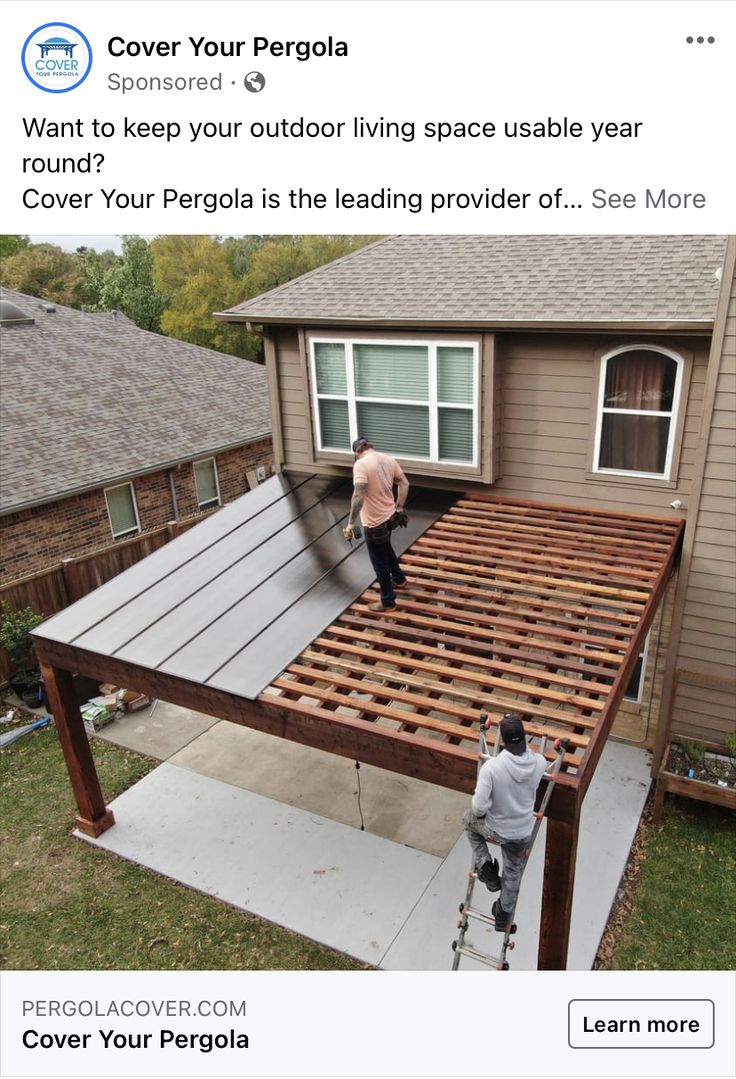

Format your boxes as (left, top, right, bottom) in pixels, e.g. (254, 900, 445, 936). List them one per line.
(300, 638, 604, 716)
(299, 650, 591, 752)
(355, 594, 630, 658)
(333, 616, 619, 681)
(387, 581, 638, 638)
(453, 500, 677, 548)
(271, 675, 474, 742)
(410, 539, 653, 599)
(315, 626, 612, 694)
(400, 553, 646, 612)
(434, 514, 669, 567)
(308, 635, 603, 727)
(430, 522, 662, 580)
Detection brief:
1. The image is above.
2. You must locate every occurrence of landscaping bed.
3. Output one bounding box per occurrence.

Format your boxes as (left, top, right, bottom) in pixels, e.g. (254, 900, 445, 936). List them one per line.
(654, 740, 736, 821)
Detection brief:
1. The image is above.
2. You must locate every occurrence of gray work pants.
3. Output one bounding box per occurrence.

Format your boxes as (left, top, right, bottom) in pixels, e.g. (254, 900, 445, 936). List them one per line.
(463, 809, 530, 914)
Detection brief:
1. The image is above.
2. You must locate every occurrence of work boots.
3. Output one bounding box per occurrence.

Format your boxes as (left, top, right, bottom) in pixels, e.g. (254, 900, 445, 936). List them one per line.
(477, 856, 501, 892)
(492, 899, 512, 932)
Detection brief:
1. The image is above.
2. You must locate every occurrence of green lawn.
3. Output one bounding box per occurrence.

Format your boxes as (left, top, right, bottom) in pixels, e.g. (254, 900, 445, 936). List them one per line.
(608, 797, 735, 970)
(0, 723, 364, 970)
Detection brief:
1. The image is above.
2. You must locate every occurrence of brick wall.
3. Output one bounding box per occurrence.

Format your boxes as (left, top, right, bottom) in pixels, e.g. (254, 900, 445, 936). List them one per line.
(0, 437, 273, 583)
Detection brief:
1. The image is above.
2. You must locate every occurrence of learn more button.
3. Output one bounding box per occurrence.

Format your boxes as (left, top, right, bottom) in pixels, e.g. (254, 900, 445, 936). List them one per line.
(569, 999, 714, 1049)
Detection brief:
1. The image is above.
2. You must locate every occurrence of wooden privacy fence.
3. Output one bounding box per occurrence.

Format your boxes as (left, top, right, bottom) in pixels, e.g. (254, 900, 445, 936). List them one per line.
(0, 518, 201, 681)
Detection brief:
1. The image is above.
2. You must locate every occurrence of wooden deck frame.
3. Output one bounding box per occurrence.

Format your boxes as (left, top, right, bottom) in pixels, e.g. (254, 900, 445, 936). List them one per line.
(33, 493, 683, 971)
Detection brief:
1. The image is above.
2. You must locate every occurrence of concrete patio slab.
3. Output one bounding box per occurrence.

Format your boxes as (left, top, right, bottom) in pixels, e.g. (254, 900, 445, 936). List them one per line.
(77, 737, 650, 970)
(95, 700, 218, 759)
(78, 763, 441, 966)
(169, 720, 468, 857)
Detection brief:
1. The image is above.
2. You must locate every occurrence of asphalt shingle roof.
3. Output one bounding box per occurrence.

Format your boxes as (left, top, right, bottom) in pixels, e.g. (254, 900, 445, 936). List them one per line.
(223, 235, 726, 326)
(0, 289, 270, 514)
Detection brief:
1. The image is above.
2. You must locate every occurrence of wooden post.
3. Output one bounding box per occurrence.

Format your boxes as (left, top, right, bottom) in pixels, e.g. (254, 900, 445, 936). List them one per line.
(41, 663, 114, 837)
(538, 808, 580, 970)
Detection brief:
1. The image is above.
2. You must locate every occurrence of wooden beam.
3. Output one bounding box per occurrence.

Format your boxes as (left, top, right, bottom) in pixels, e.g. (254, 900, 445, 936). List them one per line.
(575, 520, 685, 801)
(34, 638, 480, 793)
(40, 663, 115, 837)
(538, 810, 580, 969)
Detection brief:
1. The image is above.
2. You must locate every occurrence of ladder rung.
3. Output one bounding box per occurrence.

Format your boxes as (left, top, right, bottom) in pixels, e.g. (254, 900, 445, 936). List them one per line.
(453, 942, 502, 968)
(463, 907, 497, 928)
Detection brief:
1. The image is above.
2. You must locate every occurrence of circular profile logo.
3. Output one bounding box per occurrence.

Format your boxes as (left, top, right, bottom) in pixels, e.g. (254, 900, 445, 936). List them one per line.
(21, 22, 92, 93)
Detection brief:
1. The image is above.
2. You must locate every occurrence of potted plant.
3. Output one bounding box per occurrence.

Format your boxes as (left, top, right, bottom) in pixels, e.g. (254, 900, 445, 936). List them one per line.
(0, 603, 44, 708)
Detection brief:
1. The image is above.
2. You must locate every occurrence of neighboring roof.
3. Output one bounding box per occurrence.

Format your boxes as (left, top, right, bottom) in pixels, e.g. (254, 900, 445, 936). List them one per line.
(221, 234, 727, 328)
(0, 288, 270, 514)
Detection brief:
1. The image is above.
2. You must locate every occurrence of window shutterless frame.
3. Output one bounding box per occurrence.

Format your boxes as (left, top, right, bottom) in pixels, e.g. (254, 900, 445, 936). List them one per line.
(309, 336, 480, 467)
(193, 456, 221, 509)
(592, 343, 684, 480)
(104, 481, 141, 539)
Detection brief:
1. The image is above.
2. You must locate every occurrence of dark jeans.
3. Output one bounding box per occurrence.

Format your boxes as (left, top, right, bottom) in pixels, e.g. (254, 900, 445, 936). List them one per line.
(365, 524, 406, 607)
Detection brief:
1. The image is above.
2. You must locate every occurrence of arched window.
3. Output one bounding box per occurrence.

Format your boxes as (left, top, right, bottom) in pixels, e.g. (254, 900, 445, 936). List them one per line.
(595, 345, 683, 477)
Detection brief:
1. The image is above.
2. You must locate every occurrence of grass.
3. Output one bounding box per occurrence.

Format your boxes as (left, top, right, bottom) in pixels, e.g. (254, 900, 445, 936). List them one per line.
(603, 796, 735, 970)
(0, 722, 365, 970)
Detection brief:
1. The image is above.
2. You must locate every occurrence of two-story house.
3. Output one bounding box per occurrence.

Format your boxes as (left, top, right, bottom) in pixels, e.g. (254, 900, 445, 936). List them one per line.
(31, 234, 735, 969)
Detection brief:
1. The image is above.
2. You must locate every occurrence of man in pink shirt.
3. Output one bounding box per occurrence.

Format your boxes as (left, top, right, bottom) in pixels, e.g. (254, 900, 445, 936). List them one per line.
(343, 437, 410, 612)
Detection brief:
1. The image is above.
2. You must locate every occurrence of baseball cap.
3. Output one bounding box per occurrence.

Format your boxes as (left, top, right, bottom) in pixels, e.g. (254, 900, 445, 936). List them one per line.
(352, 436, 370, 453)
(500, 713, 526, 754)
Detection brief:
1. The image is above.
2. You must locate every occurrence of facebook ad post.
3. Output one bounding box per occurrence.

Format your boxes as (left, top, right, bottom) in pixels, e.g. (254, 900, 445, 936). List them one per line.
(0, 2, 734, 1078)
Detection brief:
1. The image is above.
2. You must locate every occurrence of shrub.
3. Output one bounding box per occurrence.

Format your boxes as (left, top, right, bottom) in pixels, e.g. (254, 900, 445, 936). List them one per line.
(0, 603, 44, 671)
(680, 738, 706, 764)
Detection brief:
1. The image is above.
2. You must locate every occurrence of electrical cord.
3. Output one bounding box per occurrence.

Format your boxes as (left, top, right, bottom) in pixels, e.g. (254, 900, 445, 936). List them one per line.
(355, 761, 365, 830)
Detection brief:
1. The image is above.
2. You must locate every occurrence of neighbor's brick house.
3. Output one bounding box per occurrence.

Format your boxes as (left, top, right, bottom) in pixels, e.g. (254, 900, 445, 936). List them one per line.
(0, 289, 272, 582)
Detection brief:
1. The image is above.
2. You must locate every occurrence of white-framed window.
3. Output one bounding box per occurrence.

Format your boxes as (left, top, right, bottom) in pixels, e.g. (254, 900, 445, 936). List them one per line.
(104, 482, 140, 539)
(593, 344, 684, 479)
(193, 457, 221, 509)
(623, 632, 650, 703)
(309, 337, 480, 467)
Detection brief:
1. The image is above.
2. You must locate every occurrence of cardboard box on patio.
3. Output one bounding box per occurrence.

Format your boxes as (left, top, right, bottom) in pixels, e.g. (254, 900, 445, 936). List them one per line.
(119, 689, 152, 712)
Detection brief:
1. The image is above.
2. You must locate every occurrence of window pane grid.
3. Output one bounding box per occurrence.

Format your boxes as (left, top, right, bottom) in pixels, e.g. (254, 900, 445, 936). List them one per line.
(105, 484, 138, 538)
(311, 339, 478, 465)
(595, 347, 681, 478)
(194, 459, 219, 508)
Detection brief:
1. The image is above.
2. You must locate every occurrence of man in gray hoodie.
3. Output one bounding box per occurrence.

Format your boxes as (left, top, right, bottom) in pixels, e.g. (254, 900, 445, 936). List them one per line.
(463, 713, 550, 930)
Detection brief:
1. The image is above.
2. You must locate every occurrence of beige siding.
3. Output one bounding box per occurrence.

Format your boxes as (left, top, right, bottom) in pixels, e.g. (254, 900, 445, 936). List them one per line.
(668, 253, 736, 746)
(491, 333, 710, 516)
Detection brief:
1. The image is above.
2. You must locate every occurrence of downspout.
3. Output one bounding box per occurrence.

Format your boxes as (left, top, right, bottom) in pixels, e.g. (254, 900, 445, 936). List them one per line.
(168, 467, 180, 521)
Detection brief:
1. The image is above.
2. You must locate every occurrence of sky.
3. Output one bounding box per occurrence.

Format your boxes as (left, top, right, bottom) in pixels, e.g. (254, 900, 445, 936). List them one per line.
(29, 235, 141, 253)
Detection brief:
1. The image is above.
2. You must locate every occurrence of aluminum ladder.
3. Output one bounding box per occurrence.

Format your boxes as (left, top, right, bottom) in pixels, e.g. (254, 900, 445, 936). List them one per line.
(451, 714, 569, 970)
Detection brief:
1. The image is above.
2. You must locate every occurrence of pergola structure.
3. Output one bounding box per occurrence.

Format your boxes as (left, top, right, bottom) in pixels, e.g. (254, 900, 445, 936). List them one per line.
(34, 482, 683, 970)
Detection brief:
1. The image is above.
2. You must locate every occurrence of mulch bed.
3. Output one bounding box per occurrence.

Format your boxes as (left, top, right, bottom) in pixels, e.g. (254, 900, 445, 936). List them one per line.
(663, 743, 736, 788)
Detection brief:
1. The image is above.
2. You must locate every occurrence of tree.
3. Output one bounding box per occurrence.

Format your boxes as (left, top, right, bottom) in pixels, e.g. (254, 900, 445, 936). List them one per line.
(239, 235, 376, 297)
(221, 235, 266, 278)
(97, 236, 167, 332)
(151, 235, 255, 357)
(0, 243, 83, 306)
(77, 247, 121, 310)
(0, 235, 30, 260)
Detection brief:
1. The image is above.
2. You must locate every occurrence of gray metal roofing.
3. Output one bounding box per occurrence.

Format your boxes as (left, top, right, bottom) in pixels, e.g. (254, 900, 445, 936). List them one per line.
(34, 473, 454, 699)
(0, 288, 270, 514)
(222, 235, 727, 326)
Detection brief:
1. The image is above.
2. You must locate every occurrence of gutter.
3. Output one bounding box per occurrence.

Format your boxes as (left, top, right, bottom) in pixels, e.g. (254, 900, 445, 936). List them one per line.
(0, 430, 272, 517)
(214, 313, 714, 334)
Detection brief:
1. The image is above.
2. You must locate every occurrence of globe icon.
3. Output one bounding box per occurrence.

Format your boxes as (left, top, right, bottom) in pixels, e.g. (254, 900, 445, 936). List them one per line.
(244, 71, 265, 92)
